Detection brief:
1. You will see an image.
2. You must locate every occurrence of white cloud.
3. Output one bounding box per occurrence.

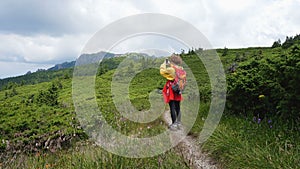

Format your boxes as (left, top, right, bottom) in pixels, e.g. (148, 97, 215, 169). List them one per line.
(109, 34, 188, 55)
(212, 0, 258, 12)
(194, 0, 300, 48)
(0, 61, 52, 79)
(0, 33, 89, 63)
(0, 0, 300, 78)
(238, 0, 300, 47)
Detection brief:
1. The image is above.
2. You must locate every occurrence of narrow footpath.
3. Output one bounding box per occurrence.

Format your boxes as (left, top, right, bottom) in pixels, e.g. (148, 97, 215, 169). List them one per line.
(162, 111, 219, 169)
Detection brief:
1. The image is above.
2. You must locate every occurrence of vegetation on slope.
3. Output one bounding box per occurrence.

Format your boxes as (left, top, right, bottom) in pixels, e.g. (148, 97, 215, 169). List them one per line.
(1, 35, 300, 168)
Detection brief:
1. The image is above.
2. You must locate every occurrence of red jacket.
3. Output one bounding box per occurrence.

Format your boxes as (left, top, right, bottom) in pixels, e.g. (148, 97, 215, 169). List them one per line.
(162, 80, 183, 103)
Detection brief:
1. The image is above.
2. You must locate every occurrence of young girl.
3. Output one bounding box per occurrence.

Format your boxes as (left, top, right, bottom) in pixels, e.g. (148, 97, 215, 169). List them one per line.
(160, 54, 185, 130)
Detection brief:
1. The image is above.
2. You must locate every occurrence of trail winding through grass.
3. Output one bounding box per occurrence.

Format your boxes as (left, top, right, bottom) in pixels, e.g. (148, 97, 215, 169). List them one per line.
(162, 111, 219, 169)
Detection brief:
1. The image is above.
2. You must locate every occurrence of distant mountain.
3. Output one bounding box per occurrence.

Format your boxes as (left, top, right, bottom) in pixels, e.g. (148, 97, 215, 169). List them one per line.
(0, 51, 156, 90)
(76, 51, 119, 66)
(48, 51, 118, 71)
(0, 51, 123, 90)
(48, 61, 75, 71)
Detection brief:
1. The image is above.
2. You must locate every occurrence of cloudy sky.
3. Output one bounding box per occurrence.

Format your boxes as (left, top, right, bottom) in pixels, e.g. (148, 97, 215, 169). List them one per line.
(0, 0, 299, 78)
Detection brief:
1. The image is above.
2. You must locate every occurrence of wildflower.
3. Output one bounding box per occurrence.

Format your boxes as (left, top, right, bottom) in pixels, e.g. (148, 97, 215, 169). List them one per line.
(35, 152, 40, 157)
(45, 164, 51, 169)
(270, 125, 273, 128)
(257, 118, 261, 124)
(258, 94, 265, 99)
(268, 119, 272, 124)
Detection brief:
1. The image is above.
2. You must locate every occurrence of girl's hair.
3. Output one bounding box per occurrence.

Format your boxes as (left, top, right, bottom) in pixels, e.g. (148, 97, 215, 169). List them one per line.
(170, 54, 182, 65)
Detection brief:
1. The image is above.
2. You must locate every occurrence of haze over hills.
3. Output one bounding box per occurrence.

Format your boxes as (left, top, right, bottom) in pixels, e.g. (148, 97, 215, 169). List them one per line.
(2, 50, 165, 79)
(1, 34, 299, 89)
(0, 51, 159, 89)
(47, 61, 76, 71)
(48, 51, 117, 71)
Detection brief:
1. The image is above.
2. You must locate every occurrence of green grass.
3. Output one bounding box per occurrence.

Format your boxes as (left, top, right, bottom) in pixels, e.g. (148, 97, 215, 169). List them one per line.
(200, 114, 300, 168)
(0, 57, 189, 168)
(1, 46, 300, 168)
(0, 79, 83, 147)
(95, 69, 166, 138)
(185, 47, 300, 168)
(5, 142, 188, 169)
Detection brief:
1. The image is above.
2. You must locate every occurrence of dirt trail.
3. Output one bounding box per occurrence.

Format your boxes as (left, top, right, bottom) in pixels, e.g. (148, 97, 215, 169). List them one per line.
(162, 111, 219, 169)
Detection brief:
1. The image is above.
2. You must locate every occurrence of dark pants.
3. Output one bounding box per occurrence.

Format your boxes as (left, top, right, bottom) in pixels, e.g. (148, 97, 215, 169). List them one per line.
(169, 100, 181, 124)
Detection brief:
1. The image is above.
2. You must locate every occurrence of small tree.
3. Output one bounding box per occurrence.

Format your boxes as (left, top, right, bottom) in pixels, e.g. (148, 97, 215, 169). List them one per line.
(271, 39, 281, 48)
(47, 83, 59, 106)
(282, 36, 294, 49)
(222, 47, 228, 56)
(36, 82, 59, 106)
(11, 87, 18, 97)
(4, 91, 8, 99)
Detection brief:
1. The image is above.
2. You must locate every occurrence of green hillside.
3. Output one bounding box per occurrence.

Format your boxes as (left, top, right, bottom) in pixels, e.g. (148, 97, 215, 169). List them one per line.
(0, 68, 73, 91)
(0, 38, 300, 168)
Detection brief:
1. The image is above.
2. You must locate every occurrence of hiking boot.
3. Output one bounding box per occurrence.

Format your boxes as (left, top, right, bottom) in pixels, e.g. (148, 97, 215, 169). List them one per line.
(168, 124, 178, 131)
(175, 122, 182, 130)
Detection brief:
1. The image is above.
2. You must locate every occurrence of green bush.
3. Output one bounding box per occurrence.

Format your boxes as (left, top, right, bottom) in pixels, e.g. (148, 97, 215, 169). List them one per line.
(36, 82, 60, 106)
(226, 45, 300, 129)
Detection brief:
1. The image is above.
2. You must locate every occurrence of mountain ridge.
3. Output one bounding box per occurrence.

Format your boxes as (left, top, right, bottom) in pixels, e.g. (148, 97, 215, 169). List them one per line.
(0, 51, 154, 90)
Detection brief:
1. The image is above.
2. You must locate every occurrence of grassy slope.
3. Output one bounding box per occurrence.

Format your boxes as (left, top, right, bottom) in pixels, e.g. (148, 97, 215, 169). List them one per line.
(0, 68, 73, 90)
(0, 79, 85, 157)
(0, 57, 189, 168)
(200, 47, 300, 169)
(0, 47, 299, 168)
